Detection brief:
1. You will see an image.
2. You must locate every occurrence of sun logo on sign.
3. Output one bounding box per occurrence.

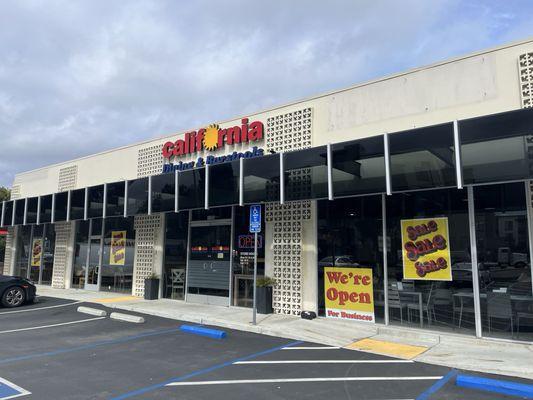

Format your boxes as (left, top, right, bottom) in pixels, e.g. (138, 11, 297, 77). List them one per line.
(203, 124, 219, 151)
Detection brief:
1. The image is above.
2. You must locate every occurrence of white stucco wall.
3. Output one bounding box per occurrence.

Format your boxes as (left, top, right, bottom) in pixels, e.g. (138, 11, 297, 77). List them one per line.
(11, 39, 533, 195)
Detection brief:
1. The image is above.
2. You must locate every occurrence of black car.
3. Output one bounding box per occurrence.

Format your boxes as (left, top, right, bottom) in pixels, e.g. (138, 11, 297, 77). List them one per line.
(0, 275, 36, 308)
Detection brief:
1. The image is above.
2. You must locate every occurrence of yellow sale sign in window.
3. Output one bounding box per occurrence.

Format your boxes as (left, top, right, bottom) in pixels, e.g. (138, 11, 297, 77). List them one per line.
(110, 230, 126, 266)
(400, 217, 452, 281)
(324, 267, 375, 323)
(31, 239, 42, 267)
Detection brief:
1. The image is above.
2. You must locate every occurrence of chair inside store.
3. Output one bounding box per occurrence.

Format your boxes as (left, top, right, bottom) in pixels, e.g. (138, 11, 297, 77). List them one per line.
(166, 268, 185, 300)
(387, 280, 476, 333)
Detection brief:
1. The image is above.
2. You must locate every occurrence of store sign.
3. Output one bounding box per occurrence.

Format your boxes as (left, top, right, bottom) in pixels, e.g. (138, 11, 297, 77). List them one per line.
(31, 239, 42, 267)
(238, 234, 263, 249)
(161, 118, 264, 159)
(162, 146, 264, 173)
(400, 217, 452, 281)
(110, 230, 126, 266)
(324, 267, 375, 323)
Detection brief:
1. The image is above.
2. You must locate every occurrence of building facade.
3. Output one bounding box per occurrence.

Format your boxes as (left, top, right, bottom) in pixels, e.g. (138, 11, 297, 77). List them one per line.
(2, 39, 533, 342)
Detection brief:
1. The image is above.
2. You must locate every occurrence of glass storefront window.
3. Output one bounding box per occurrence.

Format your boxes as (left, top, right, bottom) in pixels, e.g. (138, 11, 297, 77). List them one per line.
(69, 189, 85, 221)
(389, 123, 456, 191)
(54, 192, 68, 222)
(191, 208, 232, 221)
(91, 218, 103, 236)
(243, 153, 280, 204)
(331, 136, 386, 197)
(29, 225, 43, 282)
(26, 197, 38, 224)
(3, 201, 13, 226)
(284, 146, 328, 201)
(87, 185, 104, 219)
(14, 199, 25, 225)
(187, 223, 231, 298)
(317, 196, 384, 322)
(178, 168, 205, 210)
(72, 220, 89, 289)
(461, 108, 533, 184)
(106, 181, 125, 217)
(39, 195, 52, 224)
(151, 173, 175, 214)
(41, 224, 56, 285)
(14, 225, 31, 278)
(233, 207, 265, 307)
(163, 213, 189, 299)
(386, 188, 474, 334)
(100, 217, 135, 293)
(474, 182, 533, 341)
(127, 178, 148, 216)
(209, 161, 239, 207)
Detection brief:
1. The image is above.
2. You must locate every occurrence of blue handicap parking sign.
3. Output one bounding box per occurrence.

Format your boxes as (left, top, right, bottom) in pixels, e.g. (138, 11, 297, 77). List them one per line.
(249, 205, 261, 233)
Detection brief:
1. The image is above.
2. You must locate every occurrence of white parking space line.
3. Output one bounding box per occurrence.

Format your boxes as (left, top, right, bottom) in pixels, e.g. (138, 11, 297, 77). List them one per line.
(166, 376, 443, 386)
(0, 301, 82, 315)
(0, 317, 105, 334)
(234, 360, 414, 364)
(282, 346, 341, 350)
(0, 376, 31, 399)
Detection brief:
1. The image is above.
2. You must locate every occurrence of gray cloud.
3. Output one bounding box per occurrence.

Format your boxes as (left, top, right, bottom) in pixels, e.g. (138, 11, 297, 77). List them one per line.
(0, 0, 532, 187)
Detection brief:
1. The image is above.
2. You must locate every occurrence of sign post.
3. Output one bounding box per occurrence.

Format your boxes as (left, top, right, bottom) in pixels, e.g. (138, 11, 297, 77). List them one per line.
(249, 204, 261, 325)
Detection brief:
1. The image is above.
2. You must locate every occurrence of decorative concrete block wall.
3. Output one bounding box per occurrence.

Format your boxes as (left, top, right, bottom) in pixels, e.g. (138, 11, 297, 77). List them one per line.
(52, 222, 74, 288)
(2, 227, 15, 275)
(264, 107, 314, 315)
(520, 52, 533, 109)
(133, 214, 163, 297)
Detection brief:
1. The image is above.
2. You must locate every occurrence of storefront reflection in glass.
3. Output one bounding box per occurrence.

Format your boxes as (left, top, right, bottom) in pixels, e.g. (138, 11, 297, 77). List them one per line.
(233, 207, 265, 307)
(474, 182, 533, 341)
(40, 225, 56, 285)
(29, 225, 44, 282)
(14, 226, 31, 279)
(100, 217, 134, 293)
(71, 221, 90, 288)
(317, 196, 384, 322)
(386, 188, 474, 334)
(163, 213, 189, 299)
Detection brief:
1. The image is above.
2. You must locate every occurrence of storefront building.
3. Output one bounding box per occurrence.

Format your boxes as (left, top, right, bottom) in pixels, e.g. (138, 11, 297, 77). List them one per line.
(2, 40, 533, 343)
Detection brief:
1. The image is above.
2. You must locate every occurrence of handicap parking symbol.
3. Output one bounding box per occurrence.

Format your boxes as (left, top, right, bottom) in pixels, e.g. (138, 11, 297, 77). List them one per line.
(0, 377, 30, 399)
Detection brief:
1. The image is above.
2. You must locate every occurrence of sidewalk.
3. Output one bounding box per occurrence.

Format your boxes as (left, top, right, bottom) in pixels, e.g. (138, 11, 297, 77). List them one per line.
(36, 285, 533, 380)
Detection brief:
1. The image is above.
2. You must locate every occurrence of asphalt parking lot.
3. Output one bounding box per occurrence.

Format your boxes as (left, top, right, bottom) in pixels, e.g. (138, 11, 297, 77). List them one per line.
(0, 296, 530, 400)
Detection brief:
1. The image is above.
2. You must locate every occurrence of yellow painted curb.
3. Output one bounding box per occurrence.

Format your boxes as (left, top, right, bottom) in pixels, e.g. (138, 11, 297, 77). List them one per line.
(345, 338, 428, 359)
(92, 296, 139, 303)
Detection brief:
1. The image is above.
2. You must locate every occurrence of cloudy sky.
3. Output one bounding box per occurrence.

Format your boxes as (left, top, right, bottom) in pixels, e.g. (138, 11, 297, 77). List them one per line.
(1, 0, 532, 187)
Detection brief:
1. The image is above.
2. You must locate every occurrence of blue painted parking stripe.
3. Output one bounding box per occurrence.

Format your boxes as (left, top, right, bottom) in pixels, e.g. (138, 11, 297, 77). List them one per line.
(0, 377, 31, 399)
(109, 340, 303, 400)
(416, 369, 457, 400)
(0, 326, 183, 365)
(456, 374, 533, 399)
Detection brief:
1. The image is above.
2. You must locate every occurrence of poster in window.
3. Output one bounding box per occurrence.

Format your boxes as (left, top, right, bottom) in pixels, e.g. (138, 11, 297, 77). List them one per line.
(31, 239, 42, 267)
(110, 230, 126, 266)
(324, 267, 375, 323)
(400, 217, 452, 281)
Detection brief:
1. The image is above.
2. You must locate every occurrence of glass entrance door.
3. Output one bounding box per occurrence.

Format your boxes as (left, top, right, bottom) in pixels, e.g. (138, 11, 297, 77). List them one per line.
(187, 224, 232, 305)
(85, 237, 101, 291)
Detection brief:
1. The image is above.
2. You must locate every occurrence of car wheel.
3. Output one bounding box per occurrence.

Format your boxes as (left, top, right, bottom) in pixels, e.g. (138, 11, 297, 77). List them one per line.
(1, 286, 26, 308)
